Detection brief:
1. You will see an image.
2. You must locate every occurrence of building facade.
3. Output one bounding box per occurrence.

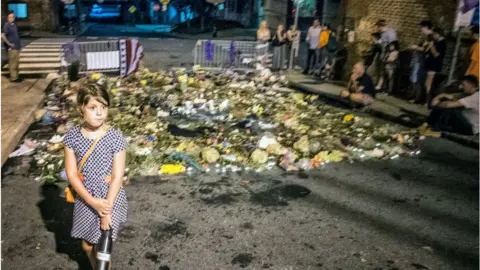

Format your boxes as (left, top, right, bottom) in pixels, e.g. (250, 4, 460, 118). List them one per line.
(3, 0, 58, 32)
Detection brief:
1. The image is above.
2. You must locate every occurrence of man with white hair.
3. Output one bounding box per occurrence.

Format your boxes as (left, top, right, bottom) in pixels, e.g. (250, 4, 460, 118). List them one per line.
(340, 62, 376, 106)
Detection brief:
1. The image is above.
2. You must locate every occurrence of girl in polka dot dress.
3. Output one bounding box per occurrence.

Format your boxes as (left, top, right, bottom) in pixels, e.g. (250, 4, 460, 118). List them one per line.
(63, 83, 128, 269)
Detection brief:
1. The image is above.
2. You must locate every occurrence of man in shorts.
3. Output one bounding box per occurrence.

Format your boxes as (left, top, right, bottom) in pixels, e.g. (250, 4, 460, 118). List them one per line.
(340, 62, 376, 106)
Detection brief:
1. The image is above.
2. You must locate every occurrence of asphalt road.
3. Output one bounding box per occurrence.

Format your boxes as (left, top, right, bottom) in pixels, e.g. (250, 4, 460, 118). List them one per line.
(1, 124, 478, 270)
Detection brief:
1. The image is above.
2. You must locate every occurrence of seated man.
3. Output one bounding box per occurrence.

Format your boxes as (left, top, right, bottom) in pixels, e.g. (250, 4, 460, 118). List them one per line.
(340, 62, 376, 106)
(420, 75, 479, 136)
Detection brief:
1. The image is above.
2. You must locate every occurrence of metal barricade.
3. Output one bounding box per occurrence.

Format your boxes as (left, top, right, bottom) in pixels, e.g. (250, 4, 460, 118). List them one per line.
(61, 40, 121, 74)
(193, 40, 270, 71)
(76, 40, 121, 74)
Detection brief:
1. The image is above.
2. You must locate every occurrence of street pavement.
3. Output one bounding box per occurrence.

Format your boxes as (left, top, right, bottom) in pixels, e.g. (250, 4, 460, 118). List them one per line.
(1, 33, 479, 270)
(1, 134, 478, 269)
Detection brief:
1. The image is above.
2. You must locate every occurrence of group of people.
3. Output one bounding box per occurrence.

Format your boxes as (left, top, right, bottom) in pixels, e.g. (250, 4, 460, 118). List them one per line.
(257, 20, 301, 71)
(302, 18, 337, 77)
(364, 19, 451, 105)
(256, 18, 337, 74)
(340, 19, 479, 136)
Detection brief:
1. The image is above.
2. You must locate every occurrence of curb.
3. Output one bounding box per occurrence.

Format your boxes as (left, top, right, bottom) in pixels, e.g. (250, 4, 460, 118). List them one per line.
(1, 74, 58, 166)
(288, 78, 480, 149)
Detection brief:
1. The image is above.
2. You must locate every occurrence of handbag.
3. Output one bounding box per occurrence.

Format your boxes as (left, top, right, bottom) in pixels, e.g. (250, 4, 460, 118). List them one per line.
(65, 125, 110, 203)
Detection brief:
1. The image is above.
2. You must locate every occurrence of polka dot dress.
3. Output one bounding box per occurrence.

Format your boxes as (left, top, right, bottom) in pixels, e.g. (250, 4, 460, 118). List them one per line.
(63, 126, 128, 244)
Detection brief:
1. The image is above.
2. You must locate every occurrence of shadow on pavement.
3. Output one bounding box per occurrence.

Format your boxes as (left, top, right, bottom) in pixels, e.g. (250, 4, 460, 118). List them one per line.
(37, 184, 92, 270)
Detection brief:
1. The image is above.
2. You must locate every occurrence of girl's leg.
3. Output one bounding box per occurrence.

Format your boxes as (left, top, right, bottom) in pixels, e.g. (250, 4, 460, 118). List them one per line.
(386, 65, 395, 94)
(304, 49, 313, 73)
(425, 71, 435, 103)
(376, 77, 384, 90)
(82, 240, 96, 269)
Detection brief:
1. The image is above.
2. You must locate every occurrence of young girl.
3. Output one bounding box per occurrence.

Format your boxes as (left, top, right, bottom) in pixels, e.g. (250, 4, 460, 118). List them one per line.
(63, 82, 128, 269)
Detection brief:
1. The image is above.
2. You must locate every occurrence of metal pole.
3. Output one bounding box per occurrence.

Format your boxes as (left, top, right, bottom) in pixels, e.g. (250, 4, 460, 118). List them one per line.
(290, 0, 302, 69)
(294, 0, 300, 29)
(448, 26, 463, 85)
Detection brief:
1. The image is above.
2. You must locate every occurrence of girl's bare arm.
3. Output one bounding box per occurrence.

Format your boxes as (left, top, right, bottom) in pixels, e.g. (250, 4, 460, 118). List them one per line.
(105, 150, 126, 206)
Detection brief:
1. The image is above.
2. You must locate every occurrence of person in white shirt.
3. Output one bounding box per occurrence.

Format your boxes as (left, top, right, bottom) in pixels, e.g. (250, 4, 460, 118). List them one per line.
(303, 18, 321, 74)
(420, 75, 479, 136)
(375, 19, 398, 51)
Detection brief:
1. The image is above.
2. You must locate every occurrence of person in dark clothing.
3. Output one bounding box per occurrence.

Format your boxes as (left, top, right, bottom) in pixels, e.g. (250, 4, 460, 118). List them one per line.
(408, 20, 435, 104)
(366, 32, 383, 86)
(376, 40, 400, 94)
(424, 27, 447, 105)
(340, 62, 376, 106)
(1, 12, 22, 82)
(420, 75, 479, 136)
(303, 18, 321, 74)
(271, 24, 287, 71)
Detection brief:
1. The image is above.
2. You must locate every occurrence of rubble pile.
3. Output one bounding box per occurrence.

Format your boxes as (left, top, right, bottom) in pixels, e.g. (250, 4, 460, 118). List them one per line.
(27, 66, 420, 183)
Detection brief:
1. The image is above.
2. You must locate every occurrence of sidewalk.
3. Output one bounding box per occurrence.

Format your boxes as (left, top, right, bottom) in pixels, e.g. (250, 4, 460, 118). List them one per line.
(78, 23, 257, 41)
(1, 74, 58, 166)
(286, 71, 479, 148)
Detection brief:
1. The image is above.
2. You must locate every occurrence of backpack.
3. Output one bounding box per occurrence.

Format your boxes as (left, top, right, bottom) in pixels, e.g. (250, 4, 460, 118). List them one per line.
(326, 32, 337, 52)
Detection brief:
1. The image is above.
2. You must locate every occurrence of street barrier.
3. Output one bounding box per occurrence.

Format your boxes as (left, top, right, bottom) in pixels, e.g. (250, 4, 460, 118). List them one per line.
(76, 40, 121, 73)
(61, 40, 121, 74)
(193, 40, 271, 71)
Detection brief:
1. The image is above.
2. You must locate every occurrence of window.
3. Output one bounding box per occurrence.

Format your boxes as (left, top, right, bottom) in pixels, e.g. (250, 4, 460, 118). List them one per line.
(8, 3, 28, 19)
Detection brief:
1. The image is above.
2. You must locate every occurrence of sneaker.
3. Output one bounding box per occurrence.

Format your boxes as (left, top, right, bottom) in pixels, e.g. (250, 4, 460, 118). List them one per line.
(11, 78, 23, 83)
(420, 127, 441, 137)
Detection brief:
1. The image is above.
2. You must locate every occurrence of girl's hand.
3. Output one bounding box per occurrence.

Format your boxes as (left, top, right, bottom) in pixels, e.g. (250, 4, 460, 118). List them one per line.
(92, 198, 112, 217)
(101, 215, 112, 230)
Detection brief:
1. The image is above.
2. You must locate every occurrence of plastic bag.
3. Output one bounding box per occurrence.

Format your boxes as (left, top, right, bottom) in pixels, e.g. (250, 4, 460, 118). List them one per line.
(258, 132, 277, 149)
(160, 164, 186, 175)
(296, 158, 313, 170)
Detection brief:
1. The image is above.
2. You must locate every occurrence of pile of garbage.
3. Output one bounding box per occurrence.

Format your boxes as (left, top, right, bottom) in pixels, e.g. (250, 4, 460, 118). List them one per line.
(23, 66, 420, 183)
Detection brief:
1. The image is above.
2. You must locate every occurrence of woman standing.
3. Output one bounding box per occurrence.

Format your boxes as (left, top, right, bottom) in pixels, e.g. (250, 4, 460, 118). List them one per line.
(272, 24, 287, 71)
(287, 25, 300, 69)
(257, 20, 271, 42)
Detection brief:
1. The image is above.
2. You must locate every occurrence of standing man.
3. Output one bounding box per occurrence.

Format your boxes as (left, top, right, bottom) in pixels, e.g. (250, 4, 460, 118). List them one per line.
(375, 19, 398, 50)
(317, 23, 332, 69)
(2, 12, 22, 82)
(303, 18, 321, 75)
